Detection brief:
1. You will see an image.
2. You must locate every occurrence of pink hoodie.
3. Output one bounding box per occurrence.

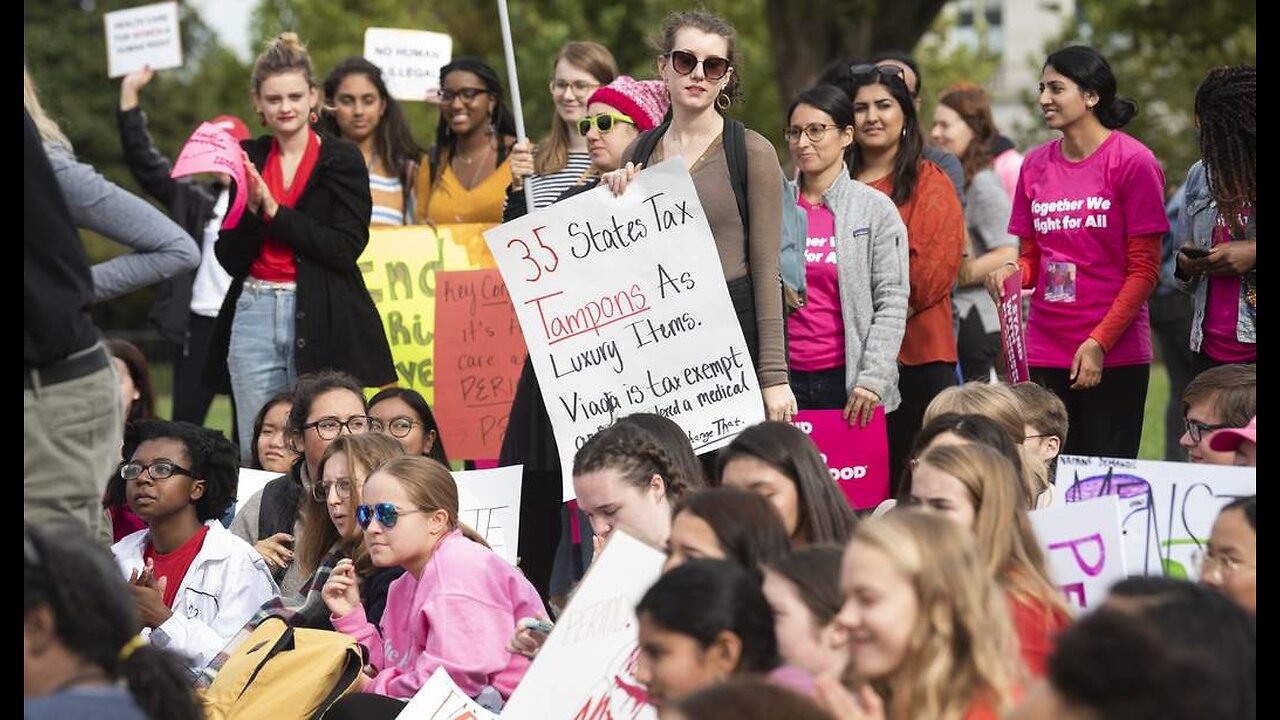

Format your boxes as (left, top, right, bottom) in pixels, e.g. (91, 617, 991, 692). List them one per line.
(332, 529, 546, 699)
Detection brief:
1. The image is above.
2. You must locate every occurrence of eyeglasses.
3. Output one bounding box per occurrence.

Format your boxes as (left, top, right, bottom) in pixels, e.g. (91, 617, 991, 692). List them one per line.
(120, 460, 198, 483)
(850, 63, 907, 86)
(667, 50, 731, 80)
(1183, 418, 1233, 445)
(577, 111, 636, 137)
(356, 502, 425, 530)
(550, 79, 600, 97)
(1192, 549, 1254, 579)
(439, 87, 492, 104)
(313, 478, 354, 503)
(370, 416, 420, 439)
(304, 415, 374, 440)
(784, 123, 843, 143)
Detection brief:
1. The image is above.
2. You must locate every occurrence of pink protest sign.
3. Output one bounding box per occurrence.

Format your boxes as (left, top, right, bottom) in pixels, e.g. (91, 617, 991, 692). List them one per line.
(998, 269, 1029, 384)
(791, 408, 889, 510)
(170, 121, 247, 229)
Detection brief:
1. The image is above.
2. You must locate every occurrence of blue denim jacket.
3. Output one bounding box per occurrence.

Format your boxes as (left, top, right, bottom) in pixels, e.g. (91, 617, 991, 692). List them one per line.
(1173, 160, 1255, 351)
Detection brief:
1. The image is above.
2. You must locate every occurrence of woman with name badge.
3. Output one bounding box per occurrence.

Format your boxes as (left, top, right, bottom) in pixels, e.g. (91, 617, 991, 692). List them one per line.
(987, 46, 1168, 459)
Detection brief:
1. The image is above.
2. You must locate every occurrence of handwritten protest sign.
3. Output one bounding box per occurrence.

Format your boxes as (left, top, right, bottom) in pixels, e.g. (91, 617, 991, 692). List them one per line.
(502, 530, 662, 720)
(104, 1, 182, 77)
(1055, 455, 1255, 578)
(236, 468, 283, 513)
(791, 409, 889, 510)
(1029, 495, 1127, 612)
(364, 28, 453, 102)
(998, 269, 1029, 383)
(434, 270, 527, 459)
(171, 122, 246, 228)
(398, 667, 498, 720)
(485, 159, 765, 500)
(453, 465, 522, 566)
(358, 225, 496, 402)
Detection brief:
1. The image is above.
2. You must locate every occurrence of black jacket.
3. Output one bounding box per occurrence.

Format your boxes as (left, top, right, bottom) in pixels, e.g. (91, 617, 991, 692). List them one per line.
(117, 107, 221, 345)
(205, 134, 396, 390)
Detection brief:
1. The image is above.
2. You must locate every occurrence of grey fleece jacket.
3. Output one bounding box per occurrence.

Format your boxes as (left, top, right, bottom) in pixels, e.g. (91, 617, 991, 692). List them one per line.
(792, 168, 910, 411)
(45, 142, 198, 302)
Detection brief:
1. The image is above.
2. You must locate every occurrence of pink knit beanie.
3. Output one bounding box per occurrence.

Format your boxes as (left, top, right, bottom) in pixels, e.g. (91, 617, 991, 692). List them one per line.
(587, 76, 671, 132)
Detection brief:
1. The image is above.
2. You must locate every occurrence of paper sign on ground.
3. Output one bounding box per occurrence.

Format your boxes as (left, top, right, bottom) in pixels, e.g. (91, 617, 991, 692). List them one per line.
(484, 158, 765, 500)
(364, 28, 453, 102)
(791, 408, 889, 510)
(236, 468, 282, 513)
(171, 122, 246, 228)
(453, 465, 522, 566)
(502, 530, 663, 720)
(1055, 455, 1256, 578)
(1029, 495, 1127, 612)
(398, 666, 497, 720)
(104, 1, 182, 78)
(998, 269, 1029, 383)
(434, 270, 527, 459)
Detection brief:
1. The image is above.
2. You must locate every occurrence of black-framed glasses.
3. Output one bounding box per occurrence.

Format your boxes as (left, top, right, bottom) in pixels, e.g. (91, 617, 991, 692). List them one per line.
(304, 415, 373, 440)
(439, 87, 492, 104)
(850, 63, 907, 88)
(1183, 418, 1232, 445)
(356, 502, 425, 530)
(549, 79, 600, 97)
(577, 111, 636, 137)
(120, 459, 198, 483)
(313, 478, 354, 503)
(371, 416, 421, 439)
(667, 50, 731, 80)
(784, 122, 843, 143)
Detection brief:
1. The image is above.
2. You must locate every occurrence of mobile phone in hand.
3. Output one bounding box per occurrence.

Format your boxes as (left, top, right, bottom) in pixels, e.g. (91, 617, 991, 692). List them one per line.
(1180, 246, 1212, 259)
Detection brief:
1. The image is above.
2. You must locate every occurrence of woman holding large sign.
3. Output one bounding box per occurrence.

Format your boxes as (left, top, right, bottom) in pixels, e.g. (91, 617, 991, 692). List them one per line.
(602, 10, 797, 423)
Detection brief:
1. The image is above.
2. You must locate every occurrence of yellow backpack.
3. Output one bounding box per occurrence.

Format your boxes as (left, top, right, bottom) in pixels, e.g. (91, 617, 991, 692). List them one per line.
(202, 617, 365, 719)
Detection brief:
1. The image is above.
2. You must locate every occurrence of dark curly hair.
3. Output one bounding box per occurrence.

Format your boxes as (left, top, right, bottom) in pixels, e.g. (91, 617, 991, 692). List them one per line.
(104, 420, 239, 522)
(1194, 65, 1255, 231)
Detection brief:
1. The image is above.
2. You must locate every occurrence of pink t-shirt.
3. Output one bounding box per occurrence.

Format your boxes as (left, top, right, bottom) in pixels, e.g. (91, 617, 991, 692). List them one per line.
(787, 196, 845, 371)
(1008, 132, 1169, 368)
(1201, 221, 1256, 362)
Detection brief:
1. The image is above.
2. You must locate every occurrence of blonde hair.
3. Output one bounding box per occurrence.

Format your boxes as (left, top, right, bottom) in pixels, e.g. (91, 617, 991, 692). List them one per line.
(916, 443, 1065, 615)
(924, 383, 1048, 505)
(298, 433, 405, 577)
(536, 42, 618, 175)
(24, 65, 72, 149)
(851, 512, 1020, 720)
(374, 456, 490, 547)
(251, 32, 316, 97)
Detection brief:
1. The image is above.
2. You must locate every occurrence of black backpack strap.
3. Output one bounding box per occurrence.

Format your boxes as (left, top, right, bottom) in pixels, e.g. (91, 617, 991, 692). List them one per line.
(722, 119, 750, 243)
(629, 120, 671, 168)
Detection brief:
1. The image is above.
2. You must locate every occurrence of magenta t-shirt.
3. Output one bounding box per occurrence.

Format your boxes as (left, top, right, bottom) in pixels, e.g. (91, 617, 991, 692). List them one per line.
(1008, 132, 1169, 368)
(1201, 222, 1256, 362)
(788, 196, 845, 371)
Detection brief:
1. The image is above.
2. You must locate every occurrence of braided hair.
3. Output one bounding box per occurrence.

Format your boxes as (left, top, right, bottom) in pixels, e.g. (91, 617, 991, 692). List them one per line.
(1195, 65, 1255, 230)
(572, 422, 689, 500)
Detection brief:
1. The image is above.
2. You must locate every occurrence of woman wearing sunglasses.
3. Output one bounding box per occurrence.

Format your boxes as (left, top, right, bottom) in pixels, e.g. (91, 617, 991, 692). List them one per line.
(505, 42, 617, 215)
(368, 387, 450, 464)
(322, 456, 545, 714)
(784, 84, 908, 427)
(843, 62, 965, 491)
(602, 10, 797, 424)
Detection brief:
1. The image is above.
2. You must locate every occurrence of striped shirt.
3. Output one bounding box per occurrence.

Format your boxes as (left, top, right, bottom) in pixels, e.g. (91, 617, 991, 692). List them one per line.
(526, 152, 593, 210)
(369, 157, 406, 226)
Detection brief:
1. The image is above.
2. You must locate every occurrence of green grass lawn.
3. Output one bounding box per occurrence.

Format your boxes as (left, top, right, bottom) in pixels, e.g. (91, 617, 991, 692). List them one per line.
(149, 362, 235, 440)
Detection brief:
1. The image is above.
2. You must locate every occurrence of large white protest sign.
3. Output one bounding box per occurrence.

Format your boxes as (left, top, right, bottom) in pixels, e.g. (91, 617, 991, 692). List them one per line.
(398, 667, 498, 720)
(485, 159, 765, 500)
(502, 531, 663, 720)
(236, 468, 283, 513)
(1055, 456, 1255, 578)
(364, 28, 453, 101)
(453, 465, 522, 566)
(104, 2, 182, 78)
(1030, 496, 1127, 612)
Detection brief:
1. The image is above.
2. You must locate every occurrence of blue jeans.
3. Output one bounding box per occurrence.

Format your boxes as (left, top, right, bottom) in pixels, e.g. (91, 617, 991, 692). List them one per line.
(229, 281, 297, 460)
(790, 366, 848, 410)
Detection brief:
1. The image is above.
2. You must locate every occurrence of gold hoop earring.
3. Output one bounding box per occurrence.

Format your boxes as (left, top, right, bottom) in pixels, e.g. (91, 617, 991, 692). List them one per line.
(716, 92, 731, 111)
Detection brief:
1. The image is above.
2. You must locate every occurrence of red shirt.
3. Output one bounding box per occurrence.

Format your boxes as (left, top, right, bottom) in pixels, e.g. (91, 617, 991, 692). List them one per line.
(248, 130, 322, 282)
(144, 524, 210, 608)
(1008, 591, 1071, 677)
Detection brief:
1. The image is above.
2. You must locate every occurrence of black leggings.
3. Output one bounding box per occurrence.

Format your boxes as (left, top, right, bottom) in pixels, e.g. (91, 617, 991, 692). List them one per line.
(1030, 364, 1150, 459)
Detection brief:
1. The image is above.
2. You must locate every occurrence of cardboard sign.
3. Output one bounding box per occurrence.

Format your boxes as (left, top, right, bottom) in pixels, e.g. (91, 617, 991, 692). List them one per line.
(1055, 455, 1256, 578)
(171, 121, 246, 228)
(998, 269, 1029, 383)
(357, 224, 496, 402)
(1029, 495, 1127, 612)
(791, 408, 890, 510)
(104, 1, 182, 78)
(485, 159, 765, 500)
(434, 270, 527, 459)
(453, 465, 522, 566)
(501, 531, 663, 720)
(398, 667, 498, 720)
(364, 28, 453, 102)
(236, 468, 283, 513)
